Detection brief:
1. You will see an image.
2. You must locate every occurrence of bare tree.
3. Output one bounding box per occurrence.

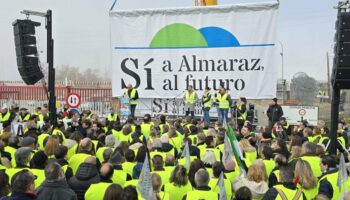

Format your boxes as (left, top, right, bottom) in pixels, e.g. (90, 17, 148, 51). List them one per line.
(290, 72, 318, 105)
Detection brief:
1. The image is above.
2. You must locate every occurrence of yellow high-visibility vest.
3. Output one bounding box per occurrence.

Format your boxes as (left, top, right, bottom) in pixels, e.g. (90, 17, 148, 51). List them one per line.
(122, 162, 135, 177)
(237, 103, 247, 120)
(68, 153, 93, 174)
(185, 91, 196, 105)
(273, 184, 303, 200)
(19, 113, 31, 122)
(4, 146, 17, 168)
(124, 88, 138, 105)
(202, 93, 212, 108)
(300, 156, 322, 178)
(186, 189, 218, 200)
(164, 182, 193, 200)
(209, 177, 232, 200)
(37, 133, 50, 150)
(0, 112, 11, 122)
(95, 147, 111, 163)
(319, 171, 342, 200)
(217, 93, 229, 109)
(85, 182, 112, 200)
(107, 113, 118, 122)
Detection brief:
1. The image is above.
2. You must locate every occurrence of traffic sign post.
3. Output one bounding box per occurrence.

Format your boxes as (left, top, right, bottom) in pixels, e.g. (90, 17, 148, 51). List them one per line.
(66, 93, 81, 108)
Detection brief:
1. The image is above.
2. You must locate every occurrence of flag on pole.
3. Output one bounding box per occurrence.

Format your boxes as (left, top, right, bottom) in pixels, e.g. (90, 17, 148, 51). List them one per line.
(223, 133, 233, 165)
(337, 153, 348, 192)
(217, 172, 227, 200)
(137, 154, 153, 200)
(227, 124, 245, 171)
(181, 141, 191, 169)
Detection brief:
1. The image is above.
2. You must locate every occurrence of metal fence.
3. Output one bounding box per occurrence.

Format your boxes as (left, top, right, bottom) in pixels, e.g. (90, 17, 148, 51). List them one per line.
(0, 81, 113, 116)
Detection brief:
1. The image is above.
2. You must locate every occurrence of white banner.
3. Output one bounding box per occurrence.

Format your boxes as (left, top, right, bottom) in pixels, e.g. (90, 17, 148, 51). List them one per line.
(282, 106, 319, 126)
(110, 2, 279, 99)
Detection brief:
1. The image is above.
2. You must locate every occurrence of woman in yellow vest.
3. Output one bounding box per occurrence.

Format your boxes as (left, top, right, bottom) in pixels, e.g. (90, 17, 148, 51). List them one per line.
(152, 173, 170, 200)
(239, 139, 257, 168)
(294, 160, 318, 200)
(118, 124, 133, 143)
(44, 135, 60, 158)
(164, 165, 193, 200)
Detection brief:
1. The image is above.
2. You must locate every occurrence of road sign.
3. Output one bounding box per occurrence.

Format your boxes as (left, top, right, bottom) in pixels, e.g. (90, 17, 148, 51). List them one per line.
(66, 93, 81, 108)
(282, 106, 319, 126)
(298, 109, 306, 116)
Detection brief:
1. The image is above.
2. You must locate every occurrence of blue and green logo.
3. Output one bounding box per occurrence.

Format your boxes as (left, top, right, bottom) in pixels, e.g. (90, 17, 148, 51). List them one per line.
(115, 23, 273, 49)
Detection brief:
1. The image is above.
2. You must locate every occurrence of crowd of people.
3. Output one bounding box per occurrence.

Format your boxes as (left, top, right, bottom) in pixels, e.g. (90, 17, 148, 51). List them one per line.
(0, 97, 350, 200)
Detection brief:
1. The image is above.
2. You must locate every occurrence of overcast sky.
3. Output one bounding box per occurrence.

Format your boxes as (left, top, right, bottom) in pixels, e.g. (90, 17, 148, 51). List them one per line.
(0, 0, 337, 81)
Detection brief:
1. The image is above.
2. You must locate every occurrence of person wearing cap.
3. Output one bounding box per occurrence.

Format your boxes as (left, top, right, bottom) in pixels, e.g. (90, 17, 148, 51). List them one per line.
(19, 108, 31, 122)
(266, 98, 284, 129)
(201, 87, 212, 124)
(183, 85, 198, 119)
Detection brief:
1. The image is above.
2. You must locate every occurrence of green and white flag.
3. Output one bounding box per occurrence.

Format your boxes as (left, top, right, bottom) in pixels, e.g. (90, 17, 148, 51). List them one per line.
(227, 124, 245, 171)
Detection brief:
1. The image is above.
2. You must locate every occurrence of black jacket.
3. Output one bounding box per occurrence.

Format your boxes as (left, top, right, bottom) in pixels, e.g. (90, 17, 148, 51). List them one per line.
(68, 163, 100, 200)
(36, 179, 77, 200)
(267, 104, 283, 122)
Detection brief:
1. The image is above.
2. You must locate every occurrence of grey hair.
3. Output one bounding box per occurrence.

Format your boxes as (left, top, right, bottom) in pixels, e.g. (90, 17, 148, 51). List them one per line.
(194, 168, 209, 187)
(105, 135, 116, 147)
(15, 147, 32, 167)
(302, 142, 317, 155)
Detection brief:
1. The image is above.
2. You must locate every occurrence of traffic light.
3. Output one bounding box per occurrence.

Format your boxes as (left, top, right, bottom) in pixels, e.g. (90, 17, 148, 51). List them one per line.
(13, 19, 44, 85)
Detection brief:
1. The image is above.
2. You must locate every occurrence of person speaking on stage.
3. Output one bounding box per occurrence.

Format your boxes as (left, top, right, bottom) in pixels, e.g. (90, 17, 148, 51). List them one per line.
(183, 85, 198, 119)
(124, 84, 139, 118)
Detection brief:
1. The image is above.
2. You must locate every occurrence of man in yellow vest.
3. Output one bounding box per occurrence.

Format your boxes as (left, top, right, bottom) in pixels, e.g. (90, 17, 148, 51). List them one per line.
(19, 108, 31, 122)
(263, 165, 306, 199)
(184, 168, 218, 200)
(183, 85, 198, 119)
(35, 162, 77, 199)
(0, 105, 14, 125)
(106, 107, 119, 124)
(318, 155, 341, 200)
(85, 163, 115, 200)
(124, 84, 139, 118)
(201, 87, 212, 124)
(215, 87, 231, 124)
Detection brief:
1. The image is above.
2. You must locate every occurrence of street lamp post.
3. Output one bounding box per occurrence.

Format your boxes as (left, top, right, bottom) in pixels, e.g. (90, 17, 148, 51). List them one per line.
(277, 40, 285, 104)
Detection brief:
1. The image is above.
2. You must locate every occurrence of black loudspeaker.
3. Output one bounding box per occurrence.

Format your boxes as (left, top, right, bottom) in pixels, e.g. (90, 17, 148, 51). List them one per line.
(13, 19, 44, 85)
(332, 12, 350, 88)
